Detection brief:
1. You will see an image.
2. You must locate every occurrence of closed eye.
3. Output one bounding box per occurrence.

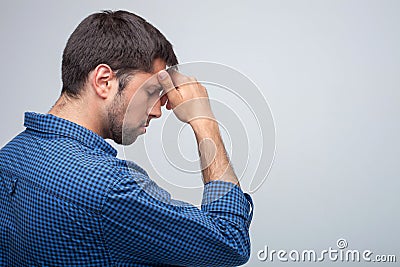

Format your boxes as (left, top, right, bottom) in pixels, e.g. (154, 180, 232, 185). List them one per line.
(147, 86, 163, 98)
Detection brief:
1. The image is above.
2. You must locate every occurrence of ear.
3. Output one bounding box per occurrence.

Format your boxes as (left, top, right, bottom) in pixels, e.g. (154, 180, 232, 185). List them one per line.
(91, 64, 115, 99)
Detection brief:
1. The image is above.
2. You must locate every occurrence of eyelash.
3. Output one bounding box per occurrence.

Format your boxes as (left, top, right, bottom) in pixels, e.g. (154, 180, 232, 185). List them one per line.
(147, 88, 163, 97)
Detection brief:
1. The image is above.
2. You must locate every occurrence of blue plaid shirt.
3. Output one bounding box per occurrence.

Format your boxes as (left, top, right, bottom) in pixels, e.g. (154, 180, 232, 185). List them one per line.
(0, 112, 253, 266)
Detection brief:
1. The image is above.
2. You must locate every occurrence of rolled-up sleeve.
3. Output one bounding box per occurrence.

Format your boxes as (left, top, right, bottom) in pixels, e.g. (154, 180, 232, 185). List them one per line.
(101, 171, 253, 267)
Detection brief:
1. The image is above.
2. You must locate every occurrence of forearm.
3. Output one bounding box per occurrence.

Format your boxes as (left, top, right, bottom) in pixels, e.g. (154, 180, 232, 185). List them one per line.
(157, 70, 240, 186)
(103, 173, 252, 266)
(190, 118, 239, 186)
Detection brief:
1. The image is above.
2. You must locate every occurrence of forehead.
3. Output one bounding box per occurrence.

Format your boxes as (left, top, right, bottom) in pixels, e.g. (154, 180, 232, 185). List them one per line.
(121, 58, 167, 97)
(140, 58, 167, 88)
(152, 58, 167, 73)
(141, 76, 160, 89)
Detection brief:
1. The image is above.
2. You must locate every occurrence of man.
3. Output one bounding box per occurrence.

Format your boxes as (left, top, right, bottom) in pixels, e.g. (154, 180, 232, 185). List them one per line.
(0, 10, 253, 266)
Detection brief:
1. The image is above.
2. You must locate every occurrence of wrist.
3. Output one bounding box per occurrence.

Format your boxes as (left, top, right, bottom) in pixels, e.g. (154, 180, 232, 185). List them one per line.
(189, 118, 219, 136)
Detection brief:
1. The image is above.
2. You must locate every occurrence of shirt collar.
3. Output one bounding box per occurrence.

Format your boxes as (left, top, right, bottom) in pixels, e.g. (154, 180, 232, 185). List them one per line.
(24, 112, 118, 157)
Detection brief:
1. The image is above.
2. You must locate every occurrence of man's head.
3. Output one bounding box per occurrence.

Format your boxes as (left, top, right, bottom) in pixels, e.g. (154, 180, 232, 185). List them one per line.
(60, 10, 178, 145)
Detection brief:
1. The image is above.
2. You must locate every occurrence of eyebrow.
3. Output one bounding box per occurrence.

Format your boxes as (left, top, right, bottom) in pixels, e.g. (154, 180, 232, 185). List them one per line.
(148, 84, 163, 91)
(145, 84, 163, 96)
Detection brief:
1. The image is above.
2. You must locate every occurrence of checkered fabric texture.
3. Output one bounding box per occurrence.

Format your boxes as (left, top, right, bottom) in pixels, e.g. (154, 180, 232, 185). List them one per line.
(0, 112, 253, 266)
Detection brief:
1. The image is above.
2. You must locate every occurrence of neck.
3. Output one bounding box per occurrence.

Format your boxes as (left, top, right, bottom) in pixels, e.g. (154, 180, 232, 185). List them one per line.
(48, 94, 108, 138)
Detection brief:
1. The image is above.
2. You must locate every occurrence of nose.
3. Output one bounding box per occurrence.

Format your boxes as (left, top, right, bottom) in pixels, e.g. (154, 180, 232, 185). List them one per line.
(148, 98, 162, 119)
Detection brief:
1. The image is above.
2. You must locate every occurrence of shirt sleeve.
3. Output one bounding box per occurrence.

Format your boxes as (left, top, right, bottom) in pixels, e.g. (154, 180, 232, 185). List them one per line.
(101, 169, 253, 267)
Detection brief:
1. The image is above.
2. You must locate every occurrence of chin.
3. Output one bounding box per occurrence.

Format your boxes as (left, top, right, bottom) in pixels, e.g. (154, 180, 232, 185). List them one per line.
(120, 128, 141, 145)
(120, 136, 138, 146)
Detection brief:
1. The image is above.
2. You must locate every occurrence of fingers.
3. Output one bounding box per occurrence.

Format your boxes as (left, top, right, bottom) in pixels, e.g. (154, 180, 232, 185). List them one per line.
(166, 100, 172, 110)
(169, 69, 196, 87)
(158, 70, 180, 108)
(160, 94, 168, 107)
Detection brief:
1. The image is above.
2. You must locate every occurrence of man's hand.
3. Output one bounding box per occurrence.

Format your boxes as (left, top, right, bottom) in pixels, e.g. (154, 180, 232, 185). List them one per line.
(157, 70, 215, 125)
(157, 70, 239, 187)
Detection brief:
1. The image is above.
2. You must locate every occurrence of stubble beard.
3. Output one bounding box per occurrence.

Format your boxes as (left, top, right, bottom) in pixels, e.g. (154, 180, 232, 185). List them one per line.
(107, 91, 142, 146)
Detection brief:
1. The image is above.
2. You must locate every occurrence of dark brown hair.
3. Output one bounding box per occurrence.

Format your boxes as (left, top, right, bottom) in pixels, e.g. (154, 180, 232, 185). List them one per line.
(61, 10, 178, 97)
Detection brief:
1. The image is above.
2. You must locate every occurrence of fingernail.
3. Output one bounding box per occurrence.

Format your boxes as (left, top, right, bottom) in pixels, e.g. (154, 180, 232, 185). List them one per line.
(158, 71, 167, 79)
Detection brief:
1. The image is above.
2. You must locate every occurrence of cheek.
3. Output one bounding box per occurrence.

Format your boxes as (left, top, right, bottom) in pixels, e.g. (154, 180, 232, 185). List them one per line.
(124, 92, 149, 121)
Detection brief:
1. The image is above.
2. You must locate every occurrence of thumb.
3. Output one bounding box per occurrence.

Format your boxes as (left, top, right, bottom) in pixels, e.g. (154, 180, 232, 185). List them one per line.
(158, 70, 180, 107)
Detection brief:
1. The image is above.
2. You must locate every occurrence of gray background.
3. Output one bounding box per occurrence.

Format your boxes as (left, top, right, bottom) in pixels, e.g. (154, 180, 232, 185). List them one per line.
(1, 0, 399, 266)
